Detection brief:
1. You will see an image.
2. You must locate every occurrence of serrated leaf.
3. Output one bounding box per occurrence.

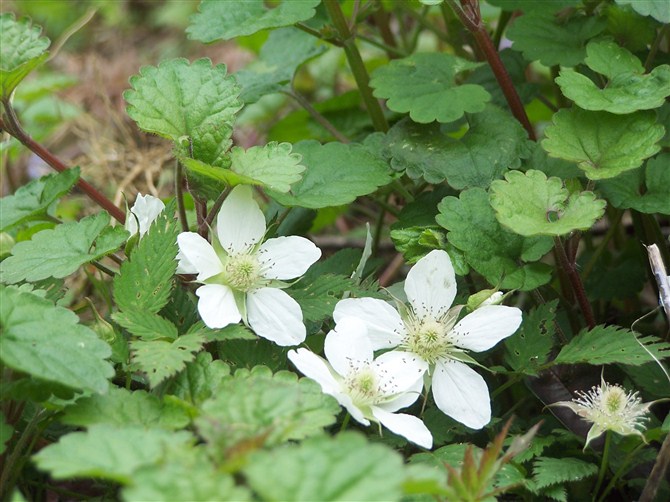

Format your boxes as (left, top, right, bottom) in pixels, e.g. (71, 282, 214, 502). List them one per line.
(489, 170, 606, 236)
(556, 41, 670, 114)
(0, 286, 113, 393)
(553, 325, 670, 366)
(131, 333, 205, 388)
(370, 53, 490, 124)
(382, 107, 530, 188)
(615, 0, 670, 22)
(124, 58, 242, 167)
(113, 309, 178, 341)
(437, 188, 554, 290)
(163, 351, 231, 406)
(243, 432, 405, 501)
(0, 212, 128, 284)
(531, 457, 598, 489)
(505, 300, 557, 375)
(188, 320, 257, 342)
(32, 424, 193, 482)
(229, 142, 305, 192)
(289, 274, 360, 322)
(113, 210, 179, 314)
(0, 168, 79, 232)
(0, 13, 51, 98)
(196, 367, 339, 453)
(235, 27, 326, 103)
(542, 108, 664, 180)
(507, 11, 605, 66)
(267, 140, 392, 208)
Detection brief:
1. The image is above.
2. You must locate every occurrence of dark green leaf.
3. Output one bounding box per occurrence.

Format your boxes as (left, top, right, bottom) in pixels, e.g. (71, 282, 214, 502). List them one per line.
(163, 351, 231, 406)
(113, 309, 179, 341)
(614, 0, 670, 23)
(505, 300, 557, 375)
(531, 457, 598, 489)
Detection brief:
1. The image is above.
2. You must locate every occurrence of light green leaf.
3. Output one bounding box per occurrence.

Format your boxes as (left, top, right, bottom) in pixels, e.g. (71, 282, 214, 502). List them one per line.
(615, 0, 670, 22)
(289, 274, 368, 322)
(243, 432, 405, 501)
(506, 11, 605, 67)
(504, 300, 557, 375)
(0, 13, 50, 98)
(490, 170, 606, 236)
(0, 168, 79, 232)
(553, 325, 670, 366)
(113, 309, 178, 341)
(187, 0, 320, 42)
(195, 366, 339, 453)
(32, 424, 193, 483)
(131, 333, 205, 388)
(542, 108, 664, 180)
(437, 188, 553, 290)
(0, 413, 13, 455)
(268, 140, 392, 208)
(370, 53, 490, 124)
(0, 286, 113, 393)
(0, 212, 128, 284)
(163, 351, 231, 406)
(531, 457, 598, 489)
(124, 58, 242, 167)
(230, 142, 305, 192)
(235, 27, 326, 103)
(188, 321, 257, 343)
(113, 210, 179, 314)
(556, 41, 670, 114)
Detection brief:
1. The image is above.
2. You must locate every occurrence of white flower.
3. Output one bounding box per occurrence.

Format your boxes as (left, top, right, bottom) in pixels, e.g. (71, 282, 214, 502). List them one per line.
(553, 377, 654, 448)
(334, 250, 522, 430)
(176, 185, 321, 346)
(288, 318, 432, 448)
(125, 194, 165, 237)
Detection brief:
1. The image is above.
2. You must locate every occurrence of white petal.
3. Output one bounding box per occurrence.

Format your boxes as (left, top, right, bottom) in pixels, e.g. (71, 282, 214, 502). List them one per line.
(177, 232, 223, 281)
(405, 250, 457, 320)
(432, 360, 491, 429)
(336, 392, 370, 426)
(216, 185, 266, 254)
(377, 372, 424, 412)
(324, 318, 373, 376)
(374, 350, 428, 395)
(333, 298, 406, 350)
(372, 407, 433, 449)
(175, 248, 197, 274)
(258, 236, 321, 280)
(288, 349, 340, 395)
(246, 287, 306, 346)
(126, 194, 165, 237)
(195, 284, 241, 328)
(451, 305, 522, 352)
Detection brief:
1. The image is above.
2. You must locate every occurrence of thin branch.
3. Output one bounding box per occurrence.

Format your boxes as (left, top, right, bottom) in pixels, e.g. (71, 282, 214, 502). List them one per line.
(175, 158, 189, 232)
(201, 187, 230, 235)
(284, 90, 351, 143)
(554, 236, 596, 330)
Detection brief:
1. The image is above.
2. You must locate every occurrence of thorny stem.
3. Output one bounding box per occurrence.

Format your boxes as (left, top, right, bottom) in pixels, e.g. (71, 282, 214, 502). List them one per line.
(592, 430, 612, 502)
(639, 418, 670, 502)
(554, 236, 596, 330)
(284, 90, 351, 143)
(0, 105, 126, 223)
(175, 158, 189, 232)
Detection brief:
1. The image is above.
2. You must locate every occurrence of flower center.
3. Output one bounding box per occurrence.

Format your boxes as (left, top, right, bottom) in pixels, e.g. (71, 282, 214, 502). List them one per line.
(223, 253, 260, 292)
(603, 386, 626, 415)
(344, 367, 380, 407)
(404, 319, 453, 365)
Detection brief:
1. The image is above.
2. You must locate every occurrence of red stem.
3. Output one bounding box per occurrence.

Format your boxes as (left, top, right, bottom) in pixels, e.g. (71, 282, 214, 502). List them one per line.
(554, 236, 596, 330)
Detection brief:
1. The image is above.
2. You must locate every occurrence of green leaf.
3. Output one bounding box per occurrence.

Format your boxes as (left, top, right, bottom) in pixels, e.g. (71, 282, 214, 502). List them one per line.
(466, 49, 538, 106)
(556, 41, 670, 114)
(370, 53, 490, 124)
(531, 457, 598, 489)
(131, 333, 205, 387)
(0, 413, 13, 455)
(0, 168, 79, 232)
(437, 188, 554, 290)
(289, 274, 361, 322)
(195, 366, 339, 454)
(605, 3, 658, 52)
(229, 142, 305, 192)
(0, 212, 128, 284)
(542, 108, 664, 180)
(615, 0, 670, 23)
(0, 13, 50, 98)
(32, 424, 193, 483)
(553, 325, 670, 366)
(163, 351, 231, 406)
(235, 27, 326, 103)
(243, 432, 405, 501)
(124, 58, 242, 167)
(489, 170, 607, 236)
(504, 300, 557, 375)
(0, 286, 113, 393)
(598, 154, 670, 215)
(383, 107, 530, 189)
(113, 309, 179, 341)
(187, 0, 320, 42)
(506, 10, 605, 67)
(268, 140, 392, 208)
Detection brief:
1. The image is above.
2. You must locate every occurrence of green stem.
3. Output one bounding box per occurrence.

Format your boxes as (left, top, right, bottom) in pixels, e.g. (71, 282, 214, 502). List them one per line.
(597, 442, 645, 502)
(593, 431, 612, 501)
(0, 409, 44, 499)
(201, 187, 230, 234)
(372, 205, 387, 256)
(492, 9, 512, 50)
(582, 209, 623, 281)
(554, 236, 596, 330)
(645, 25, 669, 72)
(323, 0, 389, 132)
(175, 158, 189, 232)
(357, 33, 407, 58)
(285, 90, 351, 143)
(340, 412, 351, 432)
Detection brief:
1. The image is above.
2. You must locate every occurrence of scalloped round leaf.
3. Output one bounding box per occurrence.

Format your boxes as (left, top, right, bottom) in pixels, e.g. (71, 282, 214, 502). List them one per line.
(489, 170, 606, 236)
(370, 53, 490, 124)
(230, 142, 305, 192)
(124, 58, 242, 167)
(187, 0, 320, 42)
(0, 13, 50, 98)
(542, 108, 664, 180)
(267, 140, 392, 208)
(615, 0, 670, 23)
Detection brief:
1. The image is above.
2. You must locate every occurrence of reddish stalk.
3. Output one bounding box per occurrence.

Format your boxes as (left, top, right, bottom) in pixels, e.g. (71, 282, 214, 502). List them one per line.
(554, 236, 596, 330)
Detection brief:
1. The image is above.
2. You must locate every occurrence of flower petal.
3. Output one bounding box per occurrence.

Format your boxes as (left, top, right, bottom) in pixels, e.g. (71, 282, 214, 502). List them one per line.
(376, 368, 424, 412)
(177, 232, 223, 281)
(258, 236, 321, 280)
(405, 250, 457, 320)
(216, 185, 266, 254)
(374, 350, 428, 395)
(195, 284, 241, 328)
(246, 287, 306, 346)
(175, 248, 197, 274)
(371, 407, 433, 449)
(432, 360, 491, 429)
(334, 298, 406, 350)
(324, 317, 374, 376)
(126, 194, 165, 237)
(288, 349, 340, 395)
(451, 305, 522, 352)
